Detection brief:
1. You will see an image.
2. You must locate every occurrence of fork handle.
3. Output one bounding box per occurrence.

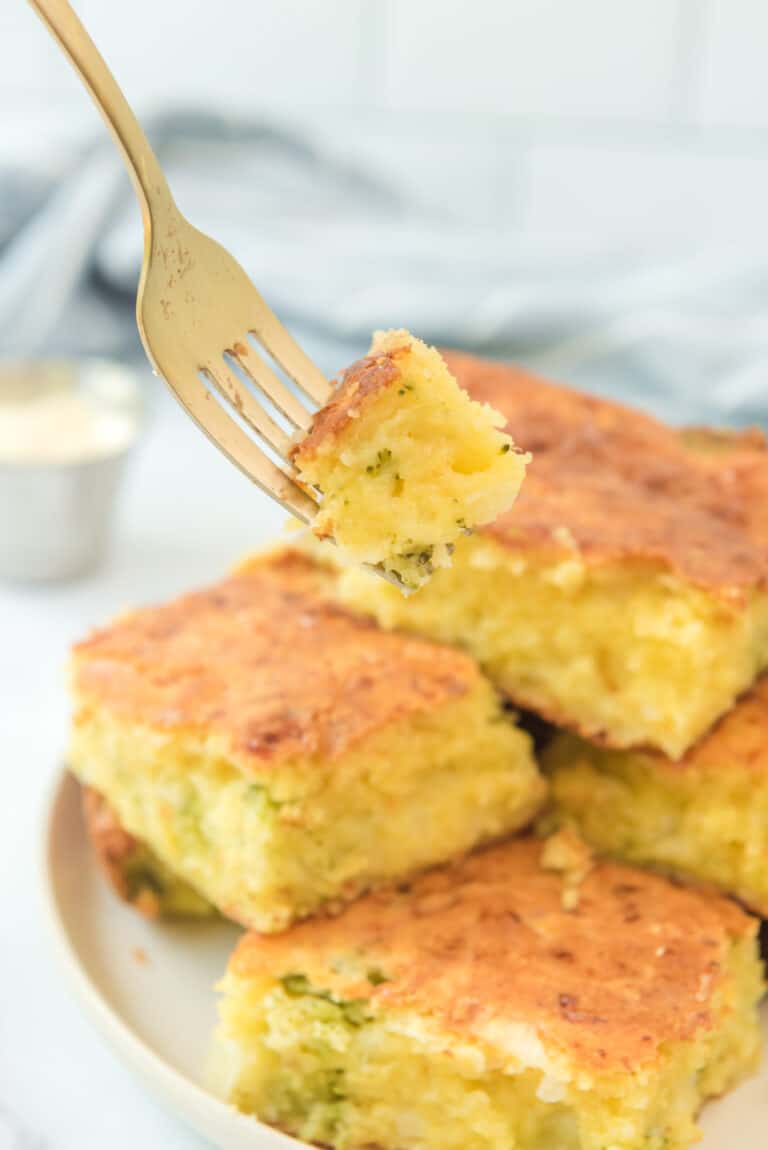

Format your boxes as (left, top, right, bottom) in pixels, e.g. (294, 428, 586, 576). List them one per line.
(27, 0, 174, 226)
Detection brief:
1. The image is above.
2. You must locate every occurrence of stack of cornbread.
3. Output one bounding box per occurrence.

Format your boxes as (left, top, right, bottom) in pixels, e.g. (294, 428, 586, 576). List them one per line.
(69, 340, 767, 1150)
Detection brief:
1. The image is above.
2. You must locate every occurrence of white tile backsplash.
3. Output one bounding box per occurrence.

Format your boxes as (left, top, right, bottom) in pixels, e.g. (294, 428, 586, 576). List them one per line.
(303, 111, 517, 224)
(3, 0, 768, 246)
(524, 142, 768, 247)
(2, 1, 369, 110)
(384, 0, 683, 121)
(696, 0, 768, 126)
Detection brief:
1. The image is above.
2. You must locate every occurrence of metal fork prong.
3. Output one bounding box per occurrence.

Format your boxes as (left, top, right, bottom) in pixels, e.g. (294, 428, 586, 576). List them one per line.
(203, 363, 293, 458)
(231, 341, 313, 432)
(248, 303, 333, 407)
(174, 376, 317, 522)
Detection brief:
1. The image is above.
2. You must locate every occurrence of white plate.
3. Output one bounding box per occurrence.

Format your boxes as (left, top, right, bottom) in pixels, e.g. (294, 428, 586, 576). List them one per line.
(44, 770, 301, 1150)
(44, 770, 768, 1149)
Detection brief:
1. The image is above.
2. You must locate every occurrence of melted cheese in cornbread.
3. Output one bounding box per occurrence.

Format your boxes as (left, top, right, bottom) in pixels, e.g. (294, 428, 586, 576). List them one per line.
(69, 551, 544, 931)
(291, 331, 528, 589)
(337, 355, 768, 757)
(213, 836, 763, 1150)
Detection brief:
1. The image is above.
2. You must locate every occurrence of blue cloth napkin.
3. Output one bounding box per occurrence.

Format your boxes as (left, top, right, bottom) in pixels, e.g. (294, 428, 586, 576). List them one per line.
(1, 110, 767, 426)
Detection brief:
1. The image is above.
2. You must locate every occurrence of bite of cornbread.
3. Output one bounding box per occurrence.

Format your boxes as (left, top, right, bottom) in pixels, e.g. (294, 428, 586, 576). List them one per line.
(291, 331, 529, 590)
(337, 354, 768, 758)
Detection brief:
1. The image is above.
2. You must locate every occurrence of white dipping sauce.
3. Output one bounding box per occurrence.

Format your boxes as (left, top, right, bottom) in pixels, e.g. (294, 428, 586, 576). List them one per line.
(0, 369, 139, 464)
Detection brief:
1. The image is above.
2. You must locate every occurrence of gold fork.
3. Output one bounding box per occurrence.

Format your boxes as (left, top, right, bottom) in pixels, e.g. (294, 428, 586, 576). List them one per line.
(28, 0, 332, 524)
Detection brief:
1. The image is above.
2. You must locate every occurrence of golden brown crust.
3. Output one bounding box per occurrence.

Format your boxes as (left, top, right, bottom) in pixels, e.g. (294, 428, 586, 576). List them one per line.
(231, 836, 756, 1073)
(80, 784, 161, 918)
(442, 351, 768, 597)
(291, 347, 407, 464)
(81, 783, 138, 889)
(71, 550, 478, 771)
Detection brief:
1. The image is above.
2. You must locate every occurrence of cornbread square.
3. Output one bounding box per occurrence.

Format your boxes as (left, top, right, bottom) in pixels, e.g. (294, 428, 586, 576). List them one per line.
(212, 836, 764, 1150)
(337, 354, 768, 756)
(542, 675, 768, 915)
(290, 330, 528, 590)
(81, 785, 213, 918)
(69, 550, 544, 932)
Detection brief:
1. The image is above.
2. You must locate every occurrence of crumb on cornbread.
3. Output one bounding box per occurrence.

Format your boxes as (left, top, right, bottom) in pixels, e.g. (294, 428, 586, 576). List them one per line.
(81, 784, 213, 919)
(540, 825, 595, 911)
(69, 549, 544, 932)
(337, 354, 768, 757)
(212, 835, 764, 1150)
(541, 675, 768, 916)
(290, 330, 528, 590)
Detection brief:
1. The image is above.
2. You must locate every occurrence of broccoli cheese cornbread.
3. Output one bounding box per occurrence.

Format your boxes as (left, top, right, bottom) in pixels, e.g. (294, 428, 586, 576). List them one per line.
(212, 835, 764, 1150)
(69, 550, 544, 932)
(338, 354, 768, 757)
(81, 785, 213, 918)
(291, 331, 528, 590)
(542, 675, 768, 915)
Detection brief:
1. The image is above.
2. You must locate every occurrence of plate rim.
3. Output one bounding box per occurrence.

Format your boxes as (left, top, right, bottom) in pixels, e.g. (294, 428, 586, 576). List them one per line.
(41, 768, 301, 1150)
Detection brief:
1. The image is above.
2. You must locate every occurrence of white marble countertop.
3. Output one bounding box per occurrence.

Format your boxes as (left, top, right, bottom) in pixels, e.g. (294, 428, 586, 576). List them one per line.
(0, 377, 290, 1149)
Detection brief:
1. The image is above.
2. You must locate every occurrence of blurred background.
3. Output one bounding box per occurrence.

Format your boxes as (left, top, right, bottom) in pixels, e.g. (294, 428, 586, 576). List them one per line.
(6, 0, 768, 246)
(3, 0, 768, 421)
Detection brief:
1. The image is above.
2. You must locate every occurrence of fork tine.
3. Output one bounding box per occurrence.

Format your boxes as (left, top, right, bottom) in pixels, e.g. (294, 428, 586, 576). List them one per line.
(203, 362, 292, 458)
(248, 298, 332, 407)
(173, 375, 317, 522)
(231, 341, 314, 432)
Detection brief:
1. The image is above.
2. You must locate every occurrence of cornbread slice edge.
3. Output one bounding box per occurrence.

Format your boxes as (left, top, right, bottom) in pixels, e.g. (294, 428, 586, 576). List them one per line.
(338, 534, 768, 759)
(212, 837, 764, 1150)
(541, 676, 768, 915)
(81, 783, 213, 918)
(69, 551, 544, 931)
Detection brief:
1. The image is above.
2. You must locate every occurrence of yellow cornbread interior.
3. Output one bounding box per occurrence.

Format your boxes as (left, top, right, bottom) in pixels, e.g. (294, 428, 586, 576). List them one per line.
(542, 734, 768, 916)
(69, 683, 544, 932)
(337, 535, 768, 758)
(295, 332, 528, 590)
(212, 935, 762, 1150)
